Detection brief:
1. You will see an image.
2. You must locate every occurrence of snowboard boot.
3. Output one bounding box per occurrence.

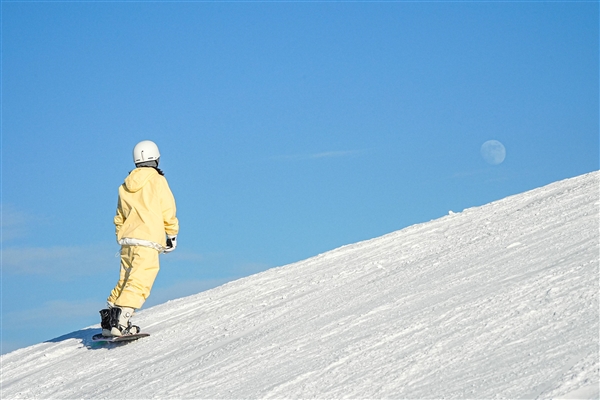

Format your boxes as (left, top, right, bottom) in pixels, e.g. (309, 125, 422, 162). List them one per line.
(99, 309, 112, 337)
(109, 306, 140, 336)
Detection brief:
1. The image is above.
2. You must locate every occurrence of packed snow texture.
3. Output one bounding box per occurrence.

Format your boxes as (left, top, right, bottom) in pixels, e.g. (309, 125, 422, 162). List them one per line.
(2, 172, 599, 399)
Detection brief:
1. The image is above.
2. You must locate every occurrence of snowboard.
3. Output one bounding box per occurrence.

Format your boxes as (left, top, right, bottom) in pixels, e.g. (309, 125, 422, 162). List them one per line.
(92, 332, 150, 343)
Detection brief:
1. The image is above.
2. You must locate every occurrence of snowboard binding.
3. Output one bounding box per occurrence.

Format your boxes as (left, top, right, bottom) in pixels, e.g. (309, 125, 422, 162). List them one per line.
(99, 307, 140, 337)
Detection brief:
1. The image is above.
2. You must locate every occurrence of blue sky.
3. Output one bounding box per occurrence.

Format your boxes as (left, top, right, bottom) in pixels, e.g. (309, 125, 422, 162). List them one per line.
(1, 1, 598, 354)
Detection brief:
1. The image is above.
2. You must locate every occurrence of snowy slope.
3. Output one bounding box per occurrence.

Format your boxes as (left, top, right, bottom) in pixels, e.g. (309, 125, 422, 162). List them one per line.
(2, 172, 599, 399)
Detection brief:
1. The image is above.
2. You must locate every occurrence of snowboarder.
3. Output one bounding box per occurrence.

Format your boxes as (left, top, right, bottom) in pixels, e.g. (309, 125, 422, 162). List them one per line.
(99, 140, 179, 336)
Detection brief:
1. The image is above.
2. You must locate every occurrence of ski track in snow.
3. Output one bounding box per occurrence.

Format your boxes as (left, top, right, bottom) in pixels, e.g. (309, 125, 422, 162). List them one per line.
(2, 171, 599, 399)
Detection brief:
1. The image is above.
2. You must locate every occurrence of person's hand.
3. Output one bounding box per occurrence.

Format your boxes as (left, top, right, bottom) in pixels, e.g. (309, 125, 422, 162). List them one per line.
(163, 235, 177, 253)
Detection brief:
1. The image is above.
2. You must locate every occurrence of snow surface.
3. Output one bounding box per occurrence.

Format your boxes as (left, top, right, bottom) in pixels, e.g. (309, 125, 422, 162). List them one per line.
(2, 172, 599, 399)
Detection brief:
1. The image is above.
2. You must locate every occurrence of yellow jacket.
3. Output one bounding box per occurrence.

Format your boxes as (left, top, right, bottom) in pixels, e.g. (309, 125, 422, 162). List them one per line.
(114, 168, 179, 250)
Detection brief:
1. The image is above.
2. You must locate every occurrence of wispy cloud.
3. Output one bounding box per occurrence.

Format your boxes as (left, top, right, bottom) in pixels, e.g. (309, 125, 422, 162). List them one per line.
(272, 150, 363, 161)
(2, 244, 118, 277)
(144, 278, 232, 308)
(3, 299, 103, 328)
(451, 168, 514, 183)
(451, 169, 488, 179)
(0, 204, 44, 242)
(147, 257, 272, 308)
(166, 249, 205, 263)
(1, 299, 104, 353)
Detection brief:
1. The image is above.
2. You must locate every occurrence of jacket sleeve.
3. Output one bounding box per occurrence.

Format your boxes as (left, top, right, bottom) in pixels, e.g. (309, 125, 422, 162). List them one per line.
(114, 193, 125, 239)
(160, 177, 179, 237)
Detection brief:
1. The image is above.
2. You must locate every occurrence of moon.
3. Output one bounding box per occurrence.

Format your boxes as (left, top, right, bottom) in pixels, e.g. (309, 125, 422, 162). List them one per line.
(481, 140, 506, 165)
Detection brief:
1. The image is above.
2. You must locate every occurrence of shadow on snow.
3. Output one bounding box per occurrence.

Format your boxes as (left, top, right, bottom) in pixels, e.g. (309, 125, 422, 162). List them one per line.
(45, 328, 118, 350)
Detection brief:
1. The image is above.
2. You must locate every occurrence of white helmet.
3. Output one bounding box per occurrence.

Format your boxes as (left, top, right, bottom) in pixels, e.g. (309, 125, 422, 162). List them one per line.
(133, 140, 160, 164)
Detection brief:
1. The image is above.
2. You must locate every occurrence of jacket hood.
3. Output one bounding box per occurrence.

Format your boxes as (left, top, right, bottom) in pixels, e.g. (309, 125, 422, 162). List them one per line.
(124, 168, 158, 193)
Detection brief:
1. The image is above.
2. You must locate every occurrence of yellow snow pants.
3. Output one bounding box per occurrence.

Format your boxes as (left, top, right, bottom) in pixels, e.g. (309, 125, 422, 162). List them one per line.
(107, 245, 160, 309)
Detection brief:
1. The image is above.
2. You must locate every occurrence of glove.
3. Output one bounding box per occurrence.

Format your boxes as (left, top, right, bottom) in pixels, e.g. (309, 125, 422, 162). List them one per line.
(163, 235, 177, 254)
